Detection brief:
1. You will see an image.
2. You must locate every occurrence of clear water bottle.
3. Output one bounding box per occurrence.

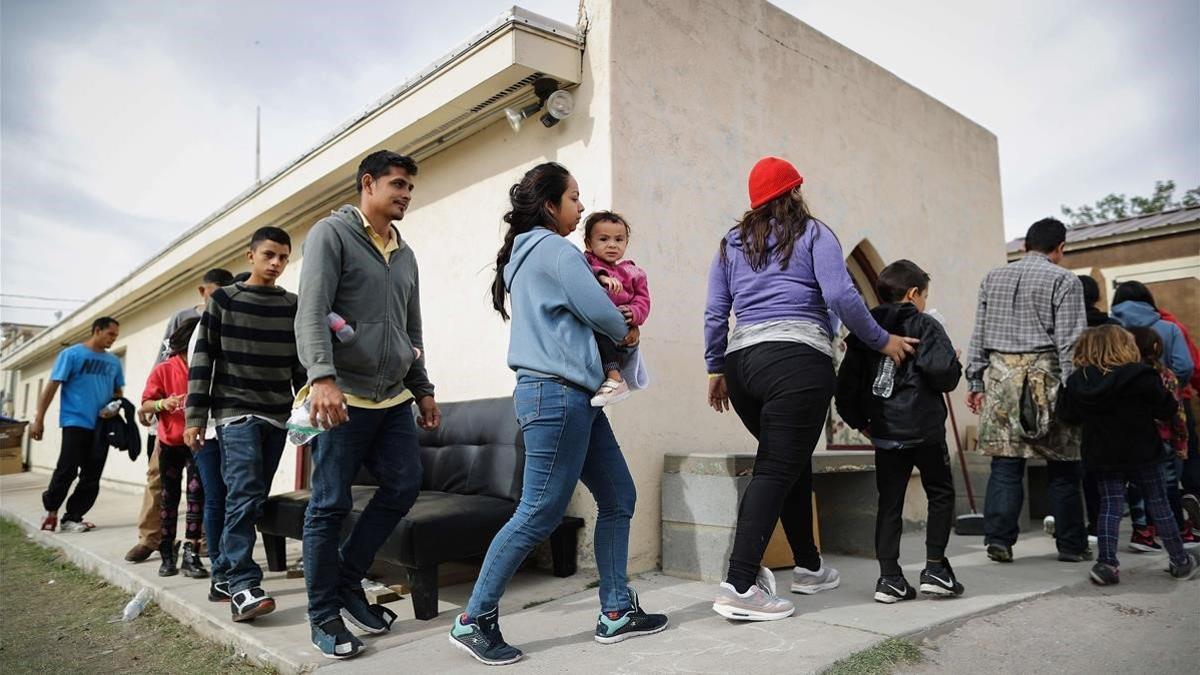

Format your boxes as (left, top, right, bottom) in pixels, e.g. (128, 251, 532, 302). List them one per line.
(122, 588, 153, 621)
(327, 312, 355, 342)
(102, 400, 122, 416)
(872, 358, 896, 398)
(286, 401, 324, 447)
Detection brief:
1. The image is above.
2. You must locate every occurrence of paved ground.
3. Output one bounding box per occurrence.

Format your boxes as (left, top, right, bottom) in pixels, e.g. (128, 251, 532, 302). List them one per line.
(4, 470, 1196, 673)
(903, 563, 1199, 674)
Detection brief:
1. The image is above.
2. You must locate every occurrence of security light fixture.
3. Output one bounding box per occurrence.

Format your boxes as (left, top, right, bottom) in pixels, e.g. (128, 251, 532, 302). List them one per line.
(504, 77, 574, 132)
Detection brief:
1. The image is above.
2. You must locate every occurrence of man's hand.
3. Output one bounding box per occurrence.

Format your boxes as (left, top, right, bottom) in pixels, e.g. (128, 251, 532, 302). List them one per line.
(708, 375, 730, 413)
(880, 334, 920, 364)
(30, 418, 45, 441)
(310, 378, 349, 429)
(620, 325, 641, 347)
(416, 396, 441, 430)
(184, 426, 203, 451)
(136, 410, 155, 427)
(601, 276, 624, 295)
(618, 305, 634, 325)
(966, 391, 985, 415)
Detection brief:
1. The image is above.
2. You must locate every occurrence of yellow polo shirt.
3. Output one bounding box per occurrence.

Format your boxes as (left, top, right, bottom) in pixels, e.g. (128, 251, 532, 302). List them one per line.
(294, 208, 415, 410)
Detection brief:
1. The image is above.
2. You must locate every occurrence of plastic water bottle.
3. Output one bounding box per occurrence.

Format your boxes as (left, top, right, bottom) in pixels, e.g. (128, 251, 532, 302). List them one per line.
(327, 312, 355, 342)
(121, 588, 152, 621)
(872, 358, 896, 398)
(286, 401, 324, 447)
(102, 400, 122, 416)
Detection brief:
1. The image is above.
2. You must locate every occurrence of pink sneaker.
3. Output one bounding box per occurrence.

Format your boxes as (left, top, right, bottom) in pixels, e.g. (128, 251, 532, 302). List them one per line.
(590, 379, 632, 407)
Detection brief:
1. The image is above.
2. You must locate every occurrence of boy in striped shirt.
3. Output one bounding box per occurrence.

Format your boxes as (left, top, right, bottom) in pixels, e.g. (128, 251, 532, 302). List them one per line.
(185, 226, 305, 623)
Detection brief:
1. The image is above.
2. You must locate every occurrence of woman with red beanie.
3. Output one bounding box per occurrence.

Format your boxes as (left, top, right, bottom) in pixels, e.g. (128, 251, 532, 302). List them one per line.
(706, 157, 917, 621)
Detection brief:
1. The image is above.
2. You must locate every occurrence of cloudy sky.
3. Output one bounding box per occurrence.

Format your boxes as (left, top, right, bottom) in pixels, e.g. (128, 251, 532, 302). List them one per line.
(2, 0, 1197, 326)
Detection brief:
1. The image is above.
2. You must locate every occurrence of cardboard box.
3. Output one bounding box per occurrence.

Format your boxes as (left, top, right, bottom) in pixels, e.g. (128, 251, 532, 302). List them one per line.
(0, 454, 24, 476)
(0, 422, 28, 450)
(762, 494, 821, 569)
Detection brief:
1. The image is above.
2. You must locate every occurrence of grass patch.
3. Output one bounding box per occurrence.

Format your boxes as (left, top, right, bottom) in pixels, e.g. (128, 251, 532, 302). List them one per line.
(825, 638, 923, 675)
(0, 518, 274, 674)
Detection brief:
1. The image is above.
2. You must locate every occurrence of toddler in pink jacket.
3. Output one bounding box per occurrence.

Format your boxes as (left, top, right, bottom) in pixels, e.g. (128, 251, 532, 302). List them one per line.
(584, 211, 651, 406)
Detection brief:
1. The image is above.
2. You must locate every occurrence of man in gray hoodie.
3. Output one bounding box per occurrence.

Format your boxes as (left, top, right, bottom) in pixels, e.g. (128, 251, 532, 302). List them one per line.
(296, 150, 440, 660)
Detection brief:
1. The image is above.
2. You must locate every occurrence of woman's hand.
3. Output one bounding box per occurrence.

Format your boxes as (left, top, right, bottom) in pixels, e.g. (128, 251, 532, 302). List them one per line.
(880, 334, 919, 364)
(620, 325, 641, 347)
(601, 275, 624, 295)
(618, 305, 634, 325)
(708, 375, 730, 413)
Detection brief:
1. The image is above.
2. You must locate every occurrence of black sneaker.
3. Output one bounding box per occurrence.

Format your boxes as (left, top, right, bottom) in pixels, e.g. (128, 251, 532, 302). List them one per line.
(1057, 548, 1094, 563)
(1089, 562, 1120, 586)
(1168, 550, 1200, 580)
(208, 579, 231, 603)
(448, 608, 523, 666)
(311, 617, 364, 660)
(920, 559, 965, 597)
(180, 541, 209, 579)
(339, 586, 397, 635)
(594, 587, 669, 644)
(157, 541, 179, 577)
(230, 587, 276, 622)
(873, 575, 917, 604)
(986, 543, 1013, 563)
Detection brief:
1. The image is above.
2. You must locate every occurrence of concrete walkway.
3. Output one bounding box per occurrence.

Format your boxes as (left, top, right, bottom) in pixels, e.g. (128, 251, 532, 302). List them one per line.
(3, 471, 1189, 673)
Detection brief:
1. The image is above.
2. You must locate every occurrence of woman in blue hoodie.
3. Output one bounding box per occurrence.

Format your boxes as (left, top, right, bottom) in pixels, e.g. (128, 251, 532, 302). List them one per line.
(449, 163, 668, 666)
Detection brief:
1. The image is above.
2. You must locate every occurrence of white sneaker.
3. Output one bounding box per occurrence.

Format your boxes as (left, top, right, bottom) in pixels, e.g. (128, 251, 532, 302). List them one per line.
(59, 520, 93, 533)
(712, 581, 794, 621)
(755, 566, 777, 595)
(791, 560, 840, 594)
(590, 379, 632, 407)
(1043, 515, 1056, 537)
(1088, 534, 1098, 546)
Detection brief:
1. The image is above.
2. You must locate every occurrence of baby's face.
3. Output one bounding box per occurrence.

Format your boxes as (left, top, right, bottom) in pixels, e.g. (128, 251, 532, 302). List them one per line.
(587, 219, 629, 264)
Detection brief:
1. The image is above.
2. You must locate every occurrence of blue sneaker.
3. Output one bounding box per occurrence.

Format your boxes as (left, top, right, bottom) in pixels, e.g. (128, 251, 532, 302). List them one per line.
(448, 608, 523, 665)
(339, 586, 397, 635)
(311, 617, 364, 660)
(594, 587, 669, 644)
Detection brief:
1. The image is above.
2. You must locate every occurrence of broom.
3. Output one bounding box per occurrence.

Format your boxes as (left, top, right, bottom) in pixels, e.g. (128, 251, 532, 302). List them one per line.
(947, 393, 985, 535)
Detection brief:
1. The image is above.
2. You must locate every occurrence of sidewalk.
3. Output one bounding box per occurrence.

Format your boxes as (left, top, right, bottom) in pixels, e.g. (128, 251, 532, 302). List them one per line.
(1, 471, 1182, 673)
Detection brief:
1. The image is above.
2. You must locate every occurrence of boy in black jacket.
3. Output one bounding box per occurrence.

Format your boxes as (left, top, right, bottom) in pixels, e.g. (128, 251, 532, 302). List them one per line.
(835, 260, 964, 603)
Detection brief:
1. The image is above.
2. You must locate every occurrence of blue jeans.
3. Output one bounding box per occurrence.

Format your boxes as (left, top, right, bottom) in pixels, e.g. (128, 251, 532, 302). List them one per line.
(303, 402, 422, 625)
(193, 437, 227, 578)
(983, 456, 1086, 553)
(217, 418, 286, 593)
(465, 377, 636, 617)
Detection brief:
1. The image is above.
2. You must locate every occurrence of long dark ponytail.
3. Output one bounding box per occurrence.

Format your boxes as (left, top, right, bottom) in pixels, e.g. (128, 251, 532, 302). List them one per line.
(720, 189, 815, 271)
(491, 162, 572, 320)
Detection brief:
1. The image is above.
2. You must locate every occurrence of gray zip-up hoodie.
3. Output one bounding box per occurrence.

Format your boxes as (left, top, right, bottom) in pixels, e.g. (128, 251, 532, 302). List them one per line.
(295, 205, 434, 402)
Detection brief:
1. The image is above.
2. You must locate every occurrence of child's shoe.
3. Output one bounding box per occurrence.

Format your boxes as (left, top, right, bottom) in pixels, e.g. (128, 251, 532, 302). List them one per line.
(590, 379, 632, 407)
(158, 541, 179, 577)
(594, 587, 669, 644)
(1167, 550, 1200, 580)
(919, 558, 964, 597)
(1180, 523, 1200, 545)
(1129, 527, 1162, 553)
(180, 541, 209, 579)
(873, 575, 916, 604)
(1089, 562, 1119, 585)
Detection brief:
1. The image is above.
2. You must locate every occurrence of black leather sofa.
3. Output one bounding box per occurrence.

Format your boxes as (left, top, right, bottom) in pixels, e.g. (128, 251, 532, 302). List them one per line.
(257, 396, 584, 619)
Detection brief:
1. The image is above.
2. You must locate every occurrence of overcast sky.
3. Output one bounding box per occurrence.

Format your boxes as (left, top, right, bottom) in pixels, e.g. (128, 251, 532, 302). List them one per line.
(2, 0, 1197, 326)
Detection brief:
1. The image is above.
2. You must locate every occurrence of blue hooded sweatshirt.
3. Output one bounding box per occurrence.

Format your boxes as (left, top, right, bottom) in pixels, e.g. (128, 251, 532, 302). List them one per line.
(503, 228, 629, 390)
(1112, 300, 1195, 383)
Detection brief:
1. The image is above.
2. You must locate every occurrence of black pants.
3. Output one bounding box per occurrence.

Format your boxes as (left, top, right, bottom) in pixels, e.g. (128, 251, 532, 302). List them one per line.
(874, 440, 955, 576)
(594, 330, 623, 374)
(158, 443, 203, 545)
(41, 427, 108, 522)
(725, 342, 835, 592)
(1083, 469, 1099, 535)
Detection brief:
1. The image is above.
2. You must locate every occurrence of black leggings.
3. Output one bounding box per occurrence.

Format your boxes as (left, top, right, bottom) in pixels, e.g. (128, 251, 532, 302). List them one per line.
(874, 440, 955, 576)
(594, 331, 624, 374)
(725, 342, 835, 592)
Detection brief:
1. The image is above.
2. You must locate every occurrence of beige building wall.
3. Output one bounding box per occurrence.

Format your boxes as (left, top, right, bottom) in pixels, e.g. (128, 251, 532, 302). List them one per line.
(598, 0, 1005, 571)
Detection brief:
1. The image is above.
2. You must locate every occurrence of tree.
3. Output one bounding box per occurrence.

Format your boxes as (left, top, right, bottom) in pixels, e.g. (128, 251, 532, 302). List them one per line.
(1060, 180, 1200, 227)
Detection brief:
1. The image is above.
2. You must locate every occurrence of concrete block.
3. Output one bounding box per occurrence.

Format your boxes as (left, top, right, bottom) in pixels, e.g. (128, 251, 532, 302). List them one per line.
(661, 520, 734, 581)
(660, 472, 748, 528)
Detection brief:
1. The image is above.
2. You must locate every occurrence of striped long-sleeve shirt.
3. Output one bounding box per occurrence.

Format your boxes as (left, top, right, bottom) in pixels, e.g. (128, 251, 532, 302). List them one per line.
(185, 282, 305, 430)
(965, 252, 1086, 392)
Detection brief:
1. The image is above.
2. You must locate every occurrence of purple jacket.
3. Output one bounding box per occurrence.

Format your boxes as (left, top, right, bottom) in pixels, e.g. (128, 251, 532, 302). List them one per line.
(704, 219, 889, 372)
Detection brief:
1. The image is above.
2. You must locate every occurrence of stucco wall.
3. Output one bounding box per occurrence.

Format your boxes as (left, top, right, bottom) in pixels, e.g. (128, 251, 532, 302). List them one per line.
(600, 0, 1005, 571)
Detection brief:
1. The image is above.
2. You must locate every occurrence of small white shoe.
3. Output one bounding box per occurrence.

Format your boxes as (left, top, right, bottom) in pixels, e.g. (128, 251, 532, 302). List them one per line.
(590, 379, 632, 407)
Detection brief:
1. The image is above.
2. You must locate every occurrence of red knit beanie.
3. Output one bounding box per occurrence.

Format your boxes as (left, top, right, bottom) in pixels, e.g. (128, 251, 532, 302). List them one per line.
(748, 156, 804, 209)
